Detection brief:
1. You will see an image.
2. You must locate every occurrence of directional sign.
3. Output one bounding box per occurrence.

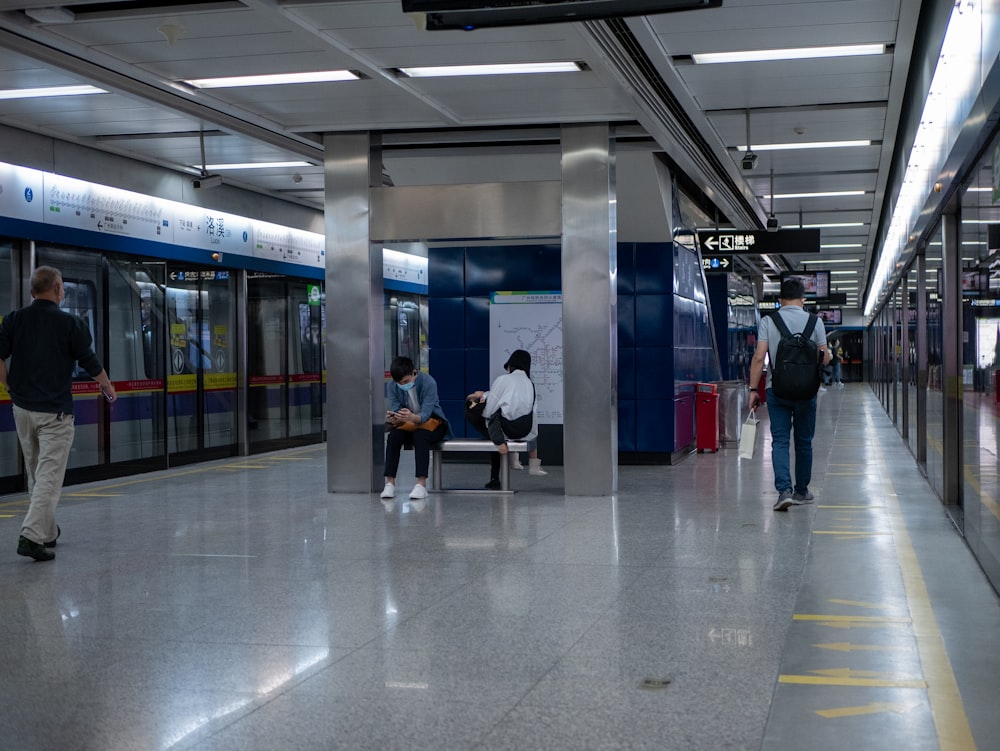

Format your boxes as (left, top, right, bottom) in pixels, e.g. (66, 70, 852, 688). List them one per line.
(701, 256, 733, 272)
(698, 228, 821, 255)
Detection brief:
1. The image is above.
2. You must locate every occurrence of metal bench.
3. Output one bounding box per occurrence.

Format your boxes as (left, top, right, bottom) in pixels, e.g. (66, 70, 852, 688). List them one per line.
(430, 439, 528, 493)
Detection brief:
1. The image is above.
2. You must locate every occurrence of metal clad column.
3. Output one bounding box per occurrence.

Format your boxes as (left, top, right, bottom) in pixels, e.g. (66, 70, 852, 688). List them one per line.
(941, 209, 963, 507)
(561, 124, 617, 496)
(324, 132, 384, 492)
(915, 249, 927, 466)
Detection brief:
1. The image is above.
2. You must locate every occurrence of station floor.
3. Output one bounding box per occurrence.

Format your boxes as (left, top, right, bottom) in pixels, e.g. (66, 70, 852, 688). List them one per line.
(1, 384, 998, 751)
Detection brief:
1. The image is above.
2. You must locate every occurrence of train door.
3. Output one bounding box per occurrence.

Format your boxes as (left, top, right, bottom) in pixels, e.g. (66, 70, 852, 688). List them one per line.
(34, 247, 114, 480)
(106, 257, 167, 471)
(166, 266, 238, 464)
(0, 240, 20, 493)
(385, 293, 425, 371)
(247, 274, 324, 452)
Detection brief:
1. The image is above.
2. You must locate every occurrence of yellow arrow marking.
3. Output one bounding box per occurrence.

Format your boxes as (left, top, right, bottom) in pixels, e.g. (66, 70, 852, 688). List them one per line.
(813, 642, 908, 653)
(779, 673, 926, 688)
(0, 513, 16, 518)
(816, 701, 921, 719)
(795, 614, 910, 623)
(827, 599, 885, 609)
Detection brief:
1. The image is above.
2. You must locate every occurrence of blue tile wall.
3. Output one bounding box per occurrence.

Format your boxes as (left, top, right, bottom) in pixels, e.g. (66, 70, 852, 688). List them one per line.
(428, 240, 721, 459)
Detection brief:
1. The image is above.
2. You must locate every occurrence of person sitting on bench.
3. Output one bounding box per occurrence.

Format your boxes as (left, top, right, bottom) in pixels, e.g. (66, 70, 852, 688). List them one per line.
(381, 357, 450, 501)
(466, 349, 538, 490)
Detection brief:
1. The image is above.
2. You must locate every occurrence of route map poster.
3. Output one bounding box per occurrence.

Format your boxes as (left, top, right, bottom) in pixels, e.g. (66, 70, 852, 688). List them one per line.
(489, 291, 563, 425)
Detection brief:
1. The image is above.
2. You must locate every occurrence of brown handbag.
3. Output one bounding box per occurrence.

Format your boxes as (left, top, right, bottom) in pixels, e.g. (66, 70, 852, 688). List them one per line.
(396, 417, 443, 432)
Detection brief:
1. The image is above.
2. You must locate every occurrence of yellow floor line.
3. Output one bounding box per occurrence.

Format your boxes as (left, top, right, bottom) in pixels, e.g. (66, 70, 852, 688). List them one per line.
(873, 442, 977, 750)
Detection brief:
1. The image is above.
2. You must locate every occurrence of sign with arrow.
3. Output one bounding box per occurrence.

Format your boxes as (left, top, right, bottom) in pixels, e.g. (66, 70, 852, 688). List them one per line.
(698, 228, 821, 255)
(702, 256, 733, 272)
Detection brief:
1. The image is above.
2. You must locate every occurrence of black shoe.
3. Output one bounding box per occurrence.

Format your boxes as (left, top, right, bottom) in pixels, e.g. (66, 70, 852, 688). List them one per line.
(18, 536, 55, 561)
(44, 525, 61, 548)
(484, 479, 502, 490)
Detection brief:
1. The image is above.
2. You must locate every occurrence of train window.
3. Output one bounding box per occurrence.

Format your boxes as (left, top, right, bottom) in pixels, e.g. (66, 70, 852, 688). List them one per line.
(60, 278, 98, 380)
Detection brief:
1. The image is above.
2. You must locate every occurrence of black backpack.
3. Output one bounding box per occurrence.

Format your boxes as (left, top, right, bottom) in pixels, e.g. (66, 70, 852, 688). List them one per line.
(769, 312, 822, 400)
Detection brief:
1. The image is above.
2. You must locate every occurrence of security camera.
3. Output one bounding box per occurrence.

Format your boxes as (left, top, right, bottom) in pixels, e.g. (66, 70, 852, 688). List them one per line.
(193, 174, 223, 189)
(741, 151, 758, 171)
(766, 215, 779, 233)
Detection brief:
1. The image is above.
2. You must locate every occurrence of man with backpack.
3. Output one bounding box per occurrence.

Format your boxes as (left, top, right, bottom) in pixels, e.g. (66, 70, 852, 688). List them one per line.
(748, 278, 830, 511)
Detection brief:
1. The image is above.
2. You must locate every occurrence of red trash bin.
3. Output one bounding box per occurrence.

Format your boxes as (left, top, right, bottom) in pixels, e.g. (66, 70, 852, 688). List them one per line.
(696, 383, 719, 453)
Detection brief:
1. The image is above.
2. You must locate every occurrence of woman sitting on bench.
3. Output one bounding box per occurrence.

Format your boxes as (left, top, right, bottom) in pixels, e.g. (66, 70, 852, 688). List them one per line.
(466, 349, 538, 490)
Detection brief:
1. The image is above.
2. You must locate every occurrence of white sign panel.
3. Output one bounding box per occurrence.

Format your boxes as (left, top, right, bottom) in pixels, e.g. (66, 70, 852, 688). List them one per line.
(489, 291, 563, 425)
(0, 164, 44, 223)
(254, 220, 324, 268)
(173, 204, 252, 257)
(44, 173, 168, 242)
(383, 248, 427, 286)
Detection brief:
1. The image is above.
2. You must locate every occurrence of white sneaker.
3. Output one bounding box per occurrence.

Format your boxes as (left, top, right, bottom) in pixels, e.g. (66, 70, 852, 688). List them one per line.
(380, 483, 395, 499)
(509, 453, 523, 470)
(409, 484, 428, 500)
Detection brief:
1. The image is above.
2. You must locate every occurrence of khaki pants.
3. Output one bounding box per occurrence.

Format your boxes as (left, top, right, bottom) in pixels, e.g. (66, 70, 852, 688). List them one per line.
(13, 405, 75, 545)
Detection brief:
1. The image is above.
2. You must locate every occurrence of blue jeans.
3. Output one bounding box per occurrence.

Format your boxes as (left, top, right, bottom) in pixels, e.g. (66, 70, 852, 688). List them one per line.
(765, 389, 817, 494)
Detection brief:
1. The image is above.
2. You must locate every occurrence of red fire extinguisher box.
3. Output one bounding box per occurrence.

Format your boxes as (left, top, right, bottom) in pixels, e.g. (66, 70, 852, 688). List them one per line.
(696, 383, 719, 453)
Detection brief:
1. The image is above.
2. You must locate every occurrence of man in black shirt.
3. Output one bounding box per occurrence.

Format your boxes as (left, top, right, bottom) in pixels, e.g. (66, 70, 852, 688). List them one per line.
(0, 266, 116, 561)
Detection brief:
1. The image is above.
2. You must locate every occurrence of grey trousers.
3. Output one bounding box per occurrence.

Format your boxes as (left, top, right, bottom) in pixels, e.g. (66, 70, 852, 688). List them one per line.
(13, 405, 75, 545)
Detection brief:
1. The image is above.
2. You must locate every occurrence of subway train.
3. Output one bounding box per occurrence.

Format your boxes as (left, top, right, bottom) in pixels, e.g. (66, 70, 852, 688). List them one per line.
(0, 238, 426, 495)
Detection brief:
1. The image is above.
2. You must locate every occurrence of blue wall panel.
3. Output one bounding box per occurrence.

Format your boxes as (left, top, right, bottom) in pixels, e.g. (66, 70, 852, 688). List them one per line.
(635, 295, 672, 347)
(618, 243, 636, 295)
(618, 399, 636, 452)
(617, 295, 635, 349)
(636, 399, 673, 452)
(634, 242, 673, 294)
(428, 246, 465, 296)
(618, 346, 635, 400)
(464, 296, 491, 343)
(428, 298, 466, 349)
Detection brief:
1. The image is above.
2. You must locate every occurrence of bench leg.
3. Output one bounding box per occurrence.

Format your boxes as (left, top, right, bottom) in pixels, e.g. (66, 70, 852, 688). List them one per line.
(431, 451, 442, 491)
(500, 454, 510, 491)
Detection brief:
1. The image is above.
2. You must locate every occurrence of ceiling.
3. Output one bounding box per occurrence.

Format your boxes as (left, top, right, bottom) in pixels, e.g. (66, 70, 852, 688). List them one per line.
(0, 0, 968, 311)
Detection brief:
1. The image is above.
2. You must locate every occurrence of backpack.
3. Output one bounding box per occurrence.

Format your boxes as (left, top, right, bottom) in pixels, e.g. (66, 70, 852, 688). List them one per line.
(769, 312, 822, 400)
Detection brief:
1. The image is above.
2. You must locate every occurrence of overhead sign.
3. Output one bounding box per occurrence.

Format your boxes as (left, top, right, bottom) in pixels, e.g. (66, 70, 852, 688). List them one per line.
(698, 229, 821, 255)
(702, 256, 733, 272)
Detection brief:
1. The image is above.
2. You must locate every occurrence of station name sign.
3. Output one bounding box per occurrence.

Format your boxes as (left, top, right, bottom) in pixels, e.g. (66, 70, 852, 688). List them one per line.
(697, 228, 821, 256)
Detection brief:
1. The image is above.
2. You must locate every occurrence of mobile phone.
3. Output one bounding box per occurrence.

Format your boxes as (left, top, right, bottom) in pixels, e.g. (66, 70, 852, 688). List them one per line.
(101, 388, 113, 402)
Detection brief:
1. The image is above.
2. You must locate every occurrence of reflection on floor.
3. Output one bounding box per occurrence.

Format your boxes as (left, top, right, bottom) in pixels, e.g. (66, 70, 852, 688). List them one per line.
(1, 385, 998, 750)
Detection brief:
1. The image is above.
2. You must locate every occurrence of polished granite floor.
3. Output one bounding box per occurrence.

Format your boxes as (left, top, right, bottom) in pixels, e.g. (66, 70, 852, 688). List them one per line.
(1, 385, 998, 750)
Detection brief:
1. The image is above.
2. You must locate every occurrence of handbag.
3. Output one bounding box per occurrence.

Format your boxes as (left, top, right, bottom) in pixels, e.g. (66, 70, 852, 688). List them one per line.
(738, 409, 758, 460)
(397, 417, 443, 433)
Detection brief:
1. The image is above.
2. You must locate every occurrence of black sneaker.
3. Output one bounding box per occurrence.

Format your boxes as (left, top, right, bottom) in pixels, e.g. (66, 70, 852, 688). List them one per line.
(484, 479, 502, 490)
(44, 525, 61, 548)
(18, 536, 55, 561)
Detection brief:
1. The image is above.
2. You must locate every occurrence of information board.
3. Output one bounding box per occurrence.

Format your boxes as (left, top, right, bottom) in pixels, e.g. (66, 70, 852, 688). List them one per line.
(489, 291, 563, 425)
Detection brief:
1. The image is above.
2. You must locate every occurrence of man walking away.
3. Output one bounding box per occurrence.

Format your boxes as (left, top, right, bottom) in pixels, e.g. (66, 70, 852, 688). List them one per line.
(748, 278, 829, 511)
(0, 266, 117, 561)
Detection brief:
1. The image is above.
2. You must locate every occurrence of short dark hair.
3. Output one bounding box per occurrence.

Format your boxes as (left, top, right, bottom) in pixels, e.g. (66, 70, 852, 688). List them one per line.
(503, 349, 531, 376)
(389, 356, 416, 383)
(779, 277, 806, 301)
(31, 266, 62, 297)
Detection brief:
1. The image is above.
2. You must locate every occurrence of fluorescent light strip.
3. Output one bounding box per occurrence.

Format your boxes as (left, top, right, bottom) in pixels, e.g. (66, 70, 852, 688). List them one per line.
(830, 270, 858, 275)
(818, 244, 864, 249)
(793, 222, 865, 229)
(185, 71, 359, 88)
(766, 190, 866, 199)
(201, 161, 312, 170)
(0, 85, 105, 99)
(738, 140, 871, 151)
(961, 219, 1000, 224)
(398, 62, 581, 78)
(692, 44, 884, 64)
(802, 258, 862, 263)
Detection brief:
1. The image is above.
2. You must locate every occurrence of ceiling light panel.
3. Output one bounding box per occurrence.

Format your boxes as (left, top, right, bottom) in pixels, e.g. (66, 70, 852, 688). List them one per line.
(398, 62, 582, 78)
(737, 141, 872, 151)
(185, 71, 359, 88)
(692, 44, 885, 64)
(0, 85, 106, 99)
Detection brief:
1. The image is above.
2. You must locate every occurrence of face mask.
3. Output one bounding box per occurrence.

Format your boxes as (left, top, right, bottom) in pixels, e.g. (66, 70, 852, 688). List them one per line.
(398, 380, 416, 392)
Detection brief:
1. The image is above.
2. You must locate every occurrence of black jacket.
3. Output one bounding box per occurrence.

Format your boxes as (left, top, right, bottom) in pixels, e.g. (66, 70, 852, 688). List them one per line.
(0, 300, 104, 414)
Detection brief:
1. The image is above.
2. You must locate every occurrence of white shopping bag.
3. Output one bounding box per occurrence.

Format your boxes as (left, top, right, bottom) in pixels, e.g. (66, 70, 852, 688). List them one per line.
(738, 409, 758, 460)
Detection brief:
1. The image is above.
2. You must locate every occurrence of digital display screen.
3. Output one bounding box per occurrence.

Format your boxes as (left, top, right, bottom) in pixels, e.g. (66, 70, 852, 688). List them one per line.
(781, 270, 830, 299)
(816, 308, 842, 325)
